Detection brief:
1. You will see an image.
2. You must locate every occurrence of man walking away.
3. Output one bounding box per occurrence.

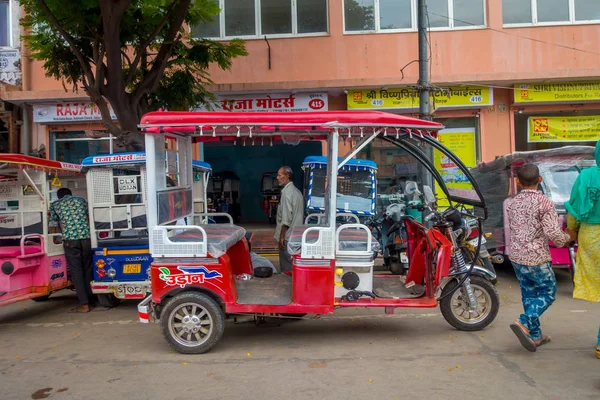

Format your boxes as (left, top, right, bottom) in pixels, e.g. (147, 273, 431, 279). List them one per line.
(274, 166, 304, 274)
(50, 188, 95, 313)
(506, 163, 574, 351)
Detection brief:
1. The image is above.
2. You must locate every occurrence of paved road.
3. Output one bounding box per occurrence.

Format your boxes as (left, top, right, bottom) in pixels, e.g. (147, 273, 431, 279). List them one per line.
(0, 266, 598, 400)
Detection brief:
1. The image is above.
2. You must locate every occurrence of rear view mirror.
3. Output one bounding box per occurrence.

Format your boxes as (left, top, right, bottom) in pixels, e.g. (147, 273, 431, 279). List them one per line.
(404, 181, 419, 196)
(423, 185, 436, 206)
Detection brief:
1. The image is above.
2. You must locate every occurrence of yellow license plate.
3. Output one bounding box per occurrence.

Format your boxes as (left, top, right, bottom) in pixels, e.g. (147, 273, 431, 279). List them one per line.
(123, 264, 141, 274)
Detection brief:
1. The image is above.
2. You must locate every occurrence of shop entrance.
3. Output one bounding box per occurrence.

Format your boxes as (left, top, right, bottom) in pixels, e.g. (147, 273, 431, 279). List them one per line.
(204, 140, 321, 224)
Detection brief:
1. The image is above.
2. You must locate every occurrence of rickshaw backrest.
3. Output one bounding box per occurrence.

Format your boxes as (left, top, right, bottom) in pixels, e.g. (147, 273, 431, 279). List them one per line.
(0, 170, 45, 238)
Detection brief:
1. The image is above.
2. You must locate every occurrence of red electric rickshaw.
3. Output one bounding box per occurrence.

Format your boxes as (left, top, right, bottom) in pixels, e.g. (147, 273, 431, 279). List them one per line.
(137, 111, 499, 354)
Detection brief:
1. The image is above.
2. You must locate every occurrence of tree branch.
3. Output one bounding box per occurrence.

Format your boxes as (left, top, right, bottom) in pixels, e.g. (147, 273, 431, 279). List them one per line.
(121, 50, 133, 69)
(125, 0, 180, 86)
(82, 80, 120, 137)
(36, 0, 96, 88)
(133, 0, 191, 106)
(98, 0, 132, 100)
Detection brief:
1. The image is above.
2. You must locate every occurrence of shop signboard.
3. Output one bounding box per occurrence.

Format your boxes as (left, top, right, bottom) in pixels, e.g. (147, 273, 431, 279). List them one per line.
(347, 87, 493, 110)
(514, 82, 600, 104)
(433, 128, 477, 207)
(527, 115, 600, 143)
(33, 102, 117, 123)
(197, 92, 328, 112)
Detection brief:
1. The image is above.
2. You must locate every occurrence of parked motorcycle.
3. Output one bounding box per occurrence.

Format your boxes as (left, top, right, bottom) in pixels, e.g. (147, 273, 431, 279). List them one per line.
(420, 200, 499, 330)
(462, 218, 498, 284)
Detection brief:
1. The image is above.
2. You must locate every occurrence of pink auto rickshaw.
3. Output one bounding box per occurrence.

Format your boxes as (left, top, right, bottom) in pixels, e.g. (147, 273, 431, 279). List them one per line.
(0, 154, 86, 306)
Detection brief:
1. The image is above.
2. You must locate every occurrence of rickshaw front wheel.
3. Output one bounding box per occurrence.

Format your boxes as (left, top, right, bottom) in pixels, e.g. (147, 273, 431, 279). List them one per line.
(160, 292, 225, 354)
(439, 276, 499, 331)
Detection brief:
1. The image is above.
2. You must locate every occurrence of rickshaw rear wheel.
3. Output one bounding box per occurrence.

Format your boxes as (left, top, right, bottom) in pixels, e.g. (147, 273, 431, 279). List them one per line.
(160, 292, 225, 354)
(439, 276, 499, 331)
(98, 294, 120, 308)
(31, 294, 51, 302)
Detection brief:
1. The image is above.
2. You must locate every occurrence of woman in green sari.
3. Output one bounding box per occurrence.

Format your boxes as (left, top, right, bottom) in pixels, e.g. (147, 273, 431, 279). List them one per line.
(565, 141, 600, 359)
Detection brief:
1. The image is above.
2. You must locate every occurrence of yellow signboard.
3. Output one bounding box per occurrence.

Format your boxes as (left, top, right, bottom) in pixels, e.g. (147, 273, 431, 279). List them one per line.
(434, 129, 477, 207)
(514, 82, 600, 103)
(347, 87, 493, 110)
(528, 115, 600, 143)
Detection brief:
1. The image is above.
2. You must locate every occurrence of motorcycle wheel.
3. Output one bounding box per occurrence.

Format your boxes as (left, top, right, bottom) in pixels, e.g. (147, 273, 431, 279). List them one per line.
(462, 248, 497, 285)
(389, 257, 405, 275)
(439, 276, 499, 331)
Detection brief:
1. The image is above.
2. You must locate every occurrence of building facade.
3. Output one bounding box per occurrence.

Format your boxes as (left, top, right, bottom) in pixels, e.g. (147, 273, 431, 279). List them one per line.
(0, 0, 22, 153)
(2, 0, 600, 197)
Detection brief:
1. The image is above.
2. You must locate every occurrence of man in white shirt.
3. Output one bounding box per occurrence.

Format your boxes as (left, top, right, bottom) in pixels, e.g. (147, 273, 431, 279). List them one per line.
(274, 166, 304, 273)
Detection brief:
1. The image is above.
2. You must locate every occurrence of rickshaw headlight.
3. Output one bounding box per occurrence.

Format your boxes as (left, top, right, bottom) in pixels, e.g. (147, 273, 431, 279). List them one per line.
(107, 268, 117, 279)
(96, 259, 105, 269)
(1, 262, 14, 275)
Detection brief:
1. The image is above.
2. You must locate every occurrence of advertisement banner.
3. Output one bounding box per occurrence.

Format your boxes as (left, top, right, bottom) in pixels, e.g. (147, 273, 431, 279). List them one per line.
(33, 102, 117, 123)
(347, 87, 493, 110)
(527, 115, 600, 143)
(197, 92, 328, 112)
(0, 50, 20, 73)
(434, 129, 477, 207)
(514, 82, 600, 104)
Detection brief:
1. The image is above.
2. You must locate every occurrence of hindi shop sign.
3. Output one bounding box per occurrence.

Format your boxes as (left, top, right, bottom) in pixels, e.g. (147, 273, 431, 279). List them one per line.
(347, 87, 493, 110)
(515, 82, 600, 104)
(198, 93, 328, 112)
(33, 102, 118, 123)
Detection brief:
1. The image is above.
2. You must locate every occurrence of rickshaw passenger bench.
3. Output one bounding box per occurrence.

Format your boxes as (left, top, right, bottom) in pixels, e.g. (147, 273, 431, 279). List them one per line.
(0, 245, 43, 258)
(169, 224, 247, 258)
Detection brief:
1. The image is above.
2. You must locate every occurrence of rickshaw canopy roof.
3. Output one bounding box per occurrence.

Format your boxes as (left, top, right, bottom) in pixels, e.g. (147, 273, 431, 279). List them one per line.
(472, 146, 595, 173)
(303, 156, 377, 171)
(139, 111, 444, 141)
(82, 152, 211, 172)
(0, 154, 82, 173)
(192, 160, 212, 171)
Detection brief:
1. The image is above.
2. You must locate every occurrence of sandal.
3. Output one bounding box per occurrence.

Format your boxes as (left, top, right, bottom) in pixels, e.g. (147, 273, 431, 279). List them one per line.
(510, 322, 536, 352)
(534, 335, 551, 347)
(595, 346, 600, 359)
(69, 305, 93, 313)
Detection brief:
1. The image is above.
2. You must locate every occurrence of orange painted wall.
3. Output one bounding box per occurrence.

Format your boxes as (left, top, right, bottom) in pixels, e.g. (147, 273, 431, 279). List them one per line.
(17, 0, 600, 161)
(205, 0, 600, 91)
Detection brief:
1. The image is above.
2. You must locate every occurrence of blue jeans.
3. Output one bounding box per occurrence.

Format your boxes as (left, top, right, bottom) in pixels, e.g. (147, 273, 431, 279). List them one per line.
(597, 327, 600, 347)
(512, 262, 557, 341)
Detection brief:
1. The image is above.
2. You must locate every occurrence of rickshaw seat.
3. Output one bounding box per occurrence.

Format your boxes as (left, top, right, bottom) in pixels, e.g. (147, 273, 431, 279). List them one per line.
(0, 245, 43, 258)
(286, 225, 380, 255)
(171, 224, 247, 257)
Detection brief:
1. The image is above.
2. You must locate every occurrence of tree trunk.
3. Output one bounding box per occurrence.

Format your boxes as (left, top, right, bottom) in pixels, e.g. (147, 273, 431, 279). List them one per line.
(109, 97, 144, 152)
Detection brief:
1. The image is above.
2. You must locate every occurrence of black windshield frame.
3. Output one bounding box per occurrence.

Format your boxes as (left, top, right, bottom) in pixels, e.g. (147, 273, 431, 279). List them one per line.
(381, 133, 488, 218)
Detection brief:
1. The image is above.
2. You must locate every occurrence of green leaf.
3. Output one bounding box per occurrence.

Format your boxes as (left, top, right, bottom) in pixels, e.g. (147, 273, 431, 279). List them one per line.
(20, 0, 246, 146)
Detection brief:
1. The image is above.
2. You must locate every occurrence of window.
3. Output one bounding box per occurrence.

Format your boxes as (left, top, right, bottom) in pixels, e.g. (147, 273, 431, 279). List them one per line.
(343, 0, 486, 33)
(51, 131, 113, 164)
(0, 0, 10, 47)
(503, 0, 600, 26)
(191, 0, 328, 39)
